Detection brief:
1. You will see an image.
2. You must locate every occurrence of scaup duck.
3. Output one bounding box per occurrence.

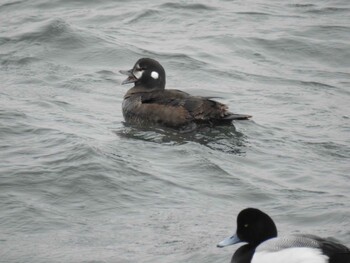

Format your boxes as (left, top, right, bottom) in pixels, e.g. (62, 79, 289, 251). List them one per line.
(217, 208, 350, 263)
(120, 58, 251, 132)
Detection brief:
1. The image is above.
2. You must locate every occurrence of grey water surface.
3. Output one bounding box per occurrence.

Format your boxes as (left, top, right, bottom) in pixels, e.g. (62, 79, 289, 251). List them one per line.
(1, 0, 350, 262)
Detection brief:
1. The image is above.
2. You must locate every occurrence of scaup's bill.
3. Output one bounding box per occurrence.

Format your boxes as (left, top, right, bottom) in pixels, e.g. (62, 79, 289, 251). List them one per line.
(120, 58, 251, 132)
(217, 208, 350, 263)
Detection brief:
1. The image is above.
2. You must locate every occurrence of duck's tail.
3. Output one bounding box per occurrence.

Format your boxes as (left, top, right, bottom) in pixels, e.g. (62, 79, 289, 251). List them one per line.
(223, 113, 252, 120)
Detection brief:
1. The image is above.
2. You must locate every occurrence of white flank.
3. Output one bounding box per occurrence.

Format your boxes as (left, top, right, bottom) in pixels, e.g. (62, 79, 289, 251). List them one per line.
(252, 247, 328, 263)
(151, 71, 159, 79)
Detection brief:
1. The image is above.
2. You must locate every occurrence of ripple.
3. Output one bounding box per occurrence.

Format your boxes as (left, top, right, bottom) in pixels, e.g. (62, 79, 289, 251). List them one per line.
(305, 7, 350, 15)
(115, 123, 249, 154)
(0, 0, 23, 8)
(159, 2, 217, 11)
(1, 55, 40, 66)
(125, 9, 162, 24)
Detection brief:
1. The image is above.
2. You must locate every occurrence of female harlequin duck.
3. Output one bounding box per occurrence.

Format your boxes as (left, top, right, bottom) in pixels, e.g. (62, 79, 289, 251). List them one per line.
(120, 58, 251, 132)
(217, 208, 350, 263)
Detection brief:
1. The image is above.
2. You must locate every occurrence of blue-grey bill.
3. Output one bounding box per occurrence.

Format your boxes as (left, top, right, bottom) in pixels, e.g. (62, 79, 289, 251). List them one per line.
(217, 234, 242, 248)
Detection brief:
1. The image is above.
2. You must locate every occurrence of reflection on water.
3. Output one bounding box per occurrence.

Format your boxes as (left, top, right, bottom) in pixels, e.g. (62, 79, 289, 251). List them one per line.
(115, 122, 248, 154)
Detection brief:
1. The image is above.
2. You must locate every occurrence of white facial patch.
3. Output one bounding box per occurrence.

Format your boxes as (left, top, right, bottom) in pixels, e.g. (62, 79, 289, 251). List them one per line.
(151, 71, 159, 79)
(133, 69, 143, 79)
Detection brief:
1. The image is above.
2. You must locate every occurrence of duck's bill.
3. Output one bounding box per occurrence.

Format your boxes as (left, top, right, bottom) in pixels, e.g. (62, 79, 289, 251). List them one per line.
(217, 234, 241, 248)
(119, 69, 137, 85)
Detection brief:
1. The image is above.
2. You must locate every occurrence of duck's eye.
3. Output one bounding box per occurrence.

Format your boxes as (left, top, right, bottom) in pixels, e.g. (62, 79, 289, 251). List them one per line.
(136, 66, 146, 71)
(244, 224, 249, 228)
(135, 64, 146, 71)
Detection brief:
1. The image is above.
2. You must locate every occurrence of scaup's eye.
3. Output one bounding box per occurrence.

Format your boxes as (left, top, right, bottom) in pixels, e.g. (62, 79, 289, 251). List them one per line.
(244, 224, 249, 228)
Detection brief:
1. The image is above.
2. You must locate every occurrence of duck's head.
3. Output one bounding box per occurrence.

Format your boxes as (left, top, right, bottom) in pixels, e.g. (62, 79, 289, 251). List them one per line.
(217, 208, 278, 248)
(120, 58, 166, 90)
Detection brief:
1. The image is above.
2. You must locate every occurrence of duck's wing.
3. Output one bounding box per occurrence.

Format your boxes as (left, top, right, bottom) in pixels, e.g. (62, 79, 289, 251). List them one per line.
(252, 235, 350, 263)
(302, 234, 350, 263)
(141, 90, 251, 122)
(125, 90, 191, 128)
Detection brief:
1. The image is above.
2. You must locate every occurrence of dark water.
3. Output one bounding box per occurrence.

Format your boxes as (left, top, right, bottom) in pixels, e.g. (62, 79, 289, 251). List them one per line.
(1, 0, 349, 262)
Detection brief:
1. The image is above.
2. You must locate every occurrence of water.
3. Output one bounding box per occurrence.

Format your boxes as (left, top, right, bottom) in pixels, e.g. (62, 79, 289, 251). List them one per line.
(1, 0, 349, 262)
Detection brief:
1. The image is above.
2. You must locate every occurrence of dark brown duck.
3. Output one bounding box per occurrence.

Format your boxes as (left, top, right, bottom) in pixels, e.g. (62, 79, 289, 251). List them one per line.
(120, 58, 251, 132)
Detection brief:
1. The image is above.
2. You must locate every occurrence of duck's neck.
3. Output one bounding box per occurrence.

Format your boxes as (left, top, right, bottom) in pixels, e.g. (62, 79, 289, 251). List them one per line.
(124, 86, 164, 98)
(231, 244, 256, 263)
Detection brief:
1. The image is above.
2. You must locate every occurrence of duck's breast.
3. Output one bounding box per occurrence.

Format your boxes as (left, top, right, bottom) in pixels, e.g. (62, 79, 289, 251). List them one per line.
(122, 94, 191, 127)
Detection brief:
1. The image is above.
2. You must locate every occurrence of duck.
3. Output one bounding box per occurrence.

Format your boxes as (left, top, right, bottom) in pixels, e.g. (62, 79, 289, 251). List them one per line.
(119, 58, 251, 132)
(217, 208, 350, 263)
